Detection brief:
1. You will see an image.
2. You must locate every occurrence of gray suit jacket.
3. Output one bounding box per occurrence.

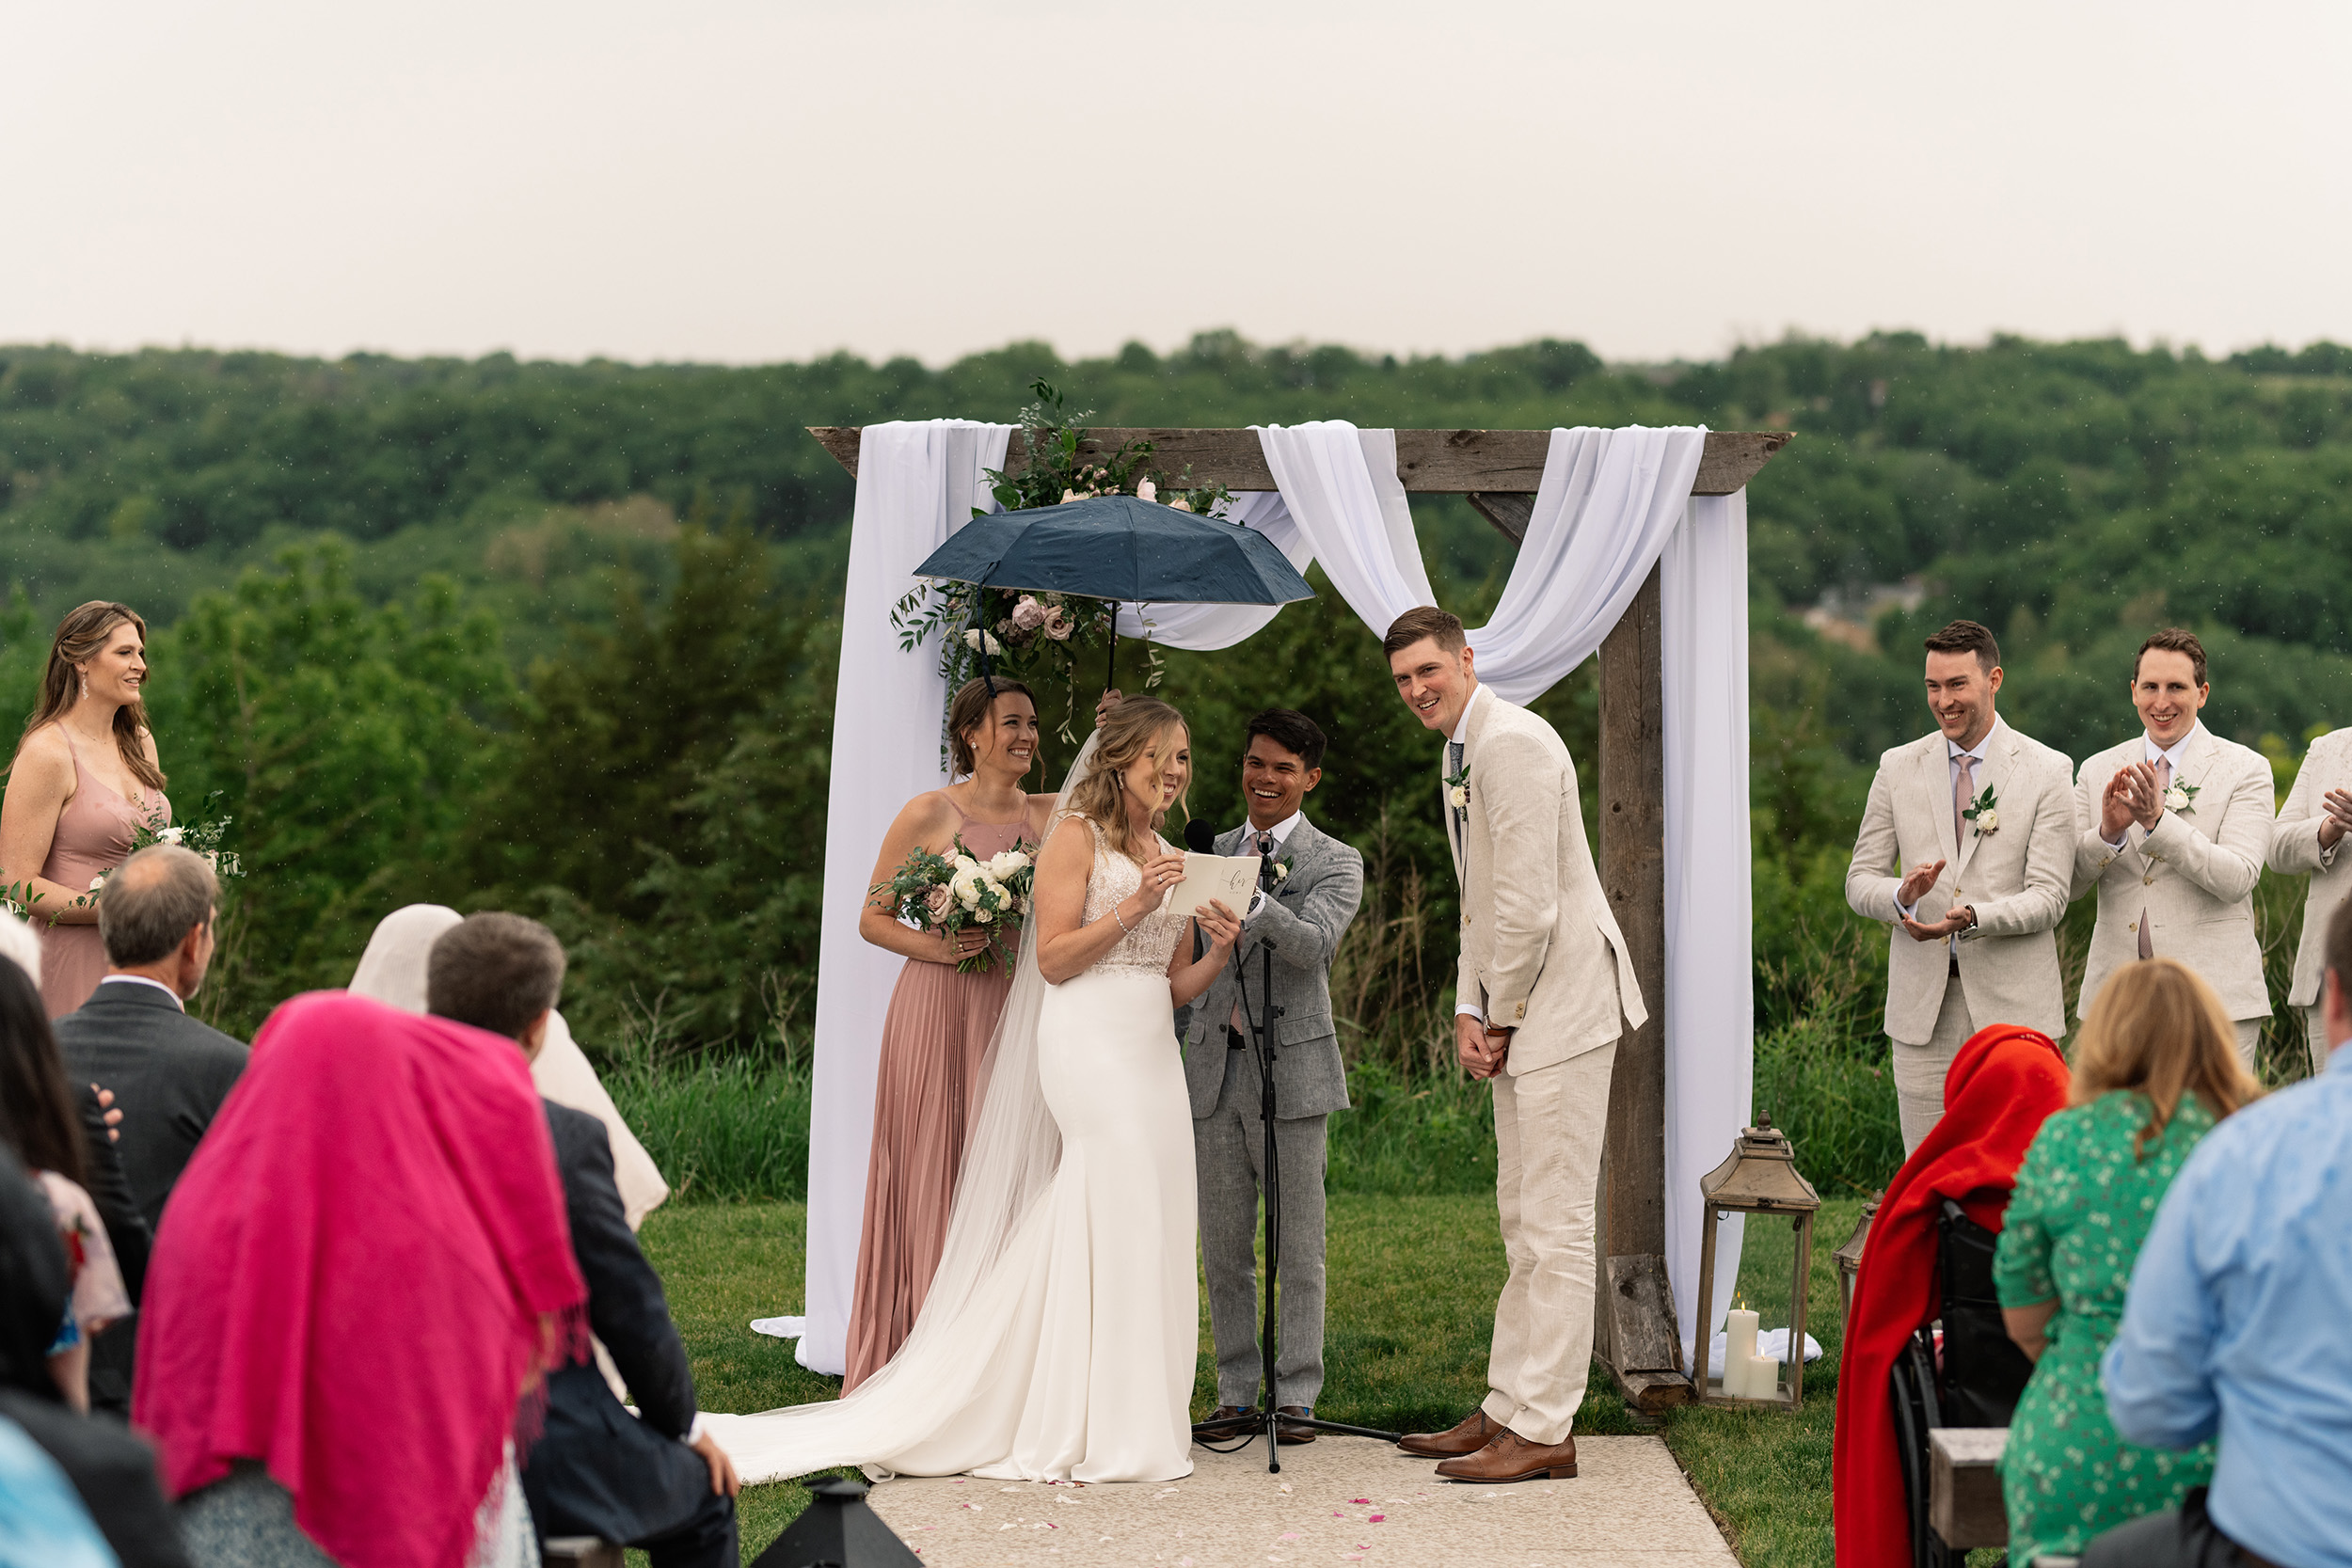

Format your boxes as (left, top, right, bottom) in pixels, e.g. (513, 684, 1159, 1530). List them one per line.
(1181, 816, 1364, 1119)
(53, 980, 249, 1232)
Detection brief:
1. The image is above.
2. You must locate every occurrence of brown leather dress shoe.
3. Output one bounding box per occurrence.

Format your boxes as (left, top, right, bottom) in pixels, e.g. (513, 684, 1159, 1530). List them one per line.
(1276, 1405, 1316, 1445)
(1396, 1409, 1502, 1458)
(1196, 1404, 1257, 1434)
(1435, 1430, 1579, 1483)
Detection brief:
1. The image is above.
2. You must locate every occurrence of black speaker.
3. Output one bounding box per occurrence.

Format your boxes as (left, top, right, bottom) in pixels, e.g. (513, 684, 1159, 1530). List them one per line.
(750, 1476, 922, 1568)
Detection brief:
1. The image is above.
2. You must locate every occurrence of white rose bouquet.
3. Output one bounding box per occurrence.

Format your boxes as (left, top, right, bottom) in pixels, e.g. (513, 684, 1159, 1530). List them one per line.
(7, 791, 243, 924)
(871, 833, 1037, 974)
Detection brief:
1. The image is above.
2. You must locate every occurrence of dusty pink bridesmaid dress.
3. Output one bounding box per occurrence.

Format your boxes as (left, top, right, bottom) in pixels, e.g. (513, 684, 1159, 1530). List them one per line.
(37, 731, 169, 1019)
(843, 802, 1026, 1391)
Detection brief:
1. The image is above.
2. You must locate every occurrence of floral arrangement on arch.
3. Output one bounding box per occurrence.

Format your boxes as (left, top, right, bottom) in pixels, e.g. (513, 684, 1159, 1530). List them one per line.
(892, 378, 1232, 752)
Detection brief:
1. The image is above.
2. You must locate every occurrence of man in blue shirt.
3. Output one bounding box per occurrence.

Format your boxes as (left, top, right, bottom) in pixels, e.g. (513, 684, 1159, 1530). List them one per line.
(2089, 898, 2352, 1567)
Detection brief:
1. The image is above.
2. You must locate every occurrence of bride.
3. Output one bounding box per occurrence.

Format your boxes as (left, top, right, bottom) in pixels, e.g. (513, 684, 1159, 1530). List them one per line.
(705, 696, 1241, 1485)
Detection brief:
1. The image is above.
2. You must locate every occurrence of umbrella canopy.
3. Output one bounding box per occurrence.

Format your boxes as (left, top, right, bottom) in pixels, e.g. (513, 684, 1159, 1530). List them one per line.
(912, 494, 1313, 607)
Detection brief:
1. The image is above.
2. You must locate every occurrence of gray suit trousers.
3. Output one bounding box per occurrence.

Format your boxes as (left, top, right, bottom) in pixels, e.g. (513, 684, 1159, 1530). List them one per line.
(1195, 1041, 1328, 1411)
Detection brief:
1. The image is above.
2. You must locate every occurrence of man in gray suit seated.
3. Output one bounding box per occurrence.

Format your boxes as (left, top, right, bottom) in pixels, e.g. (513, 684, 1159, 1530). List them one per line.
(1183, 709, 1363, 1443)
(53, 844, 248, 1413)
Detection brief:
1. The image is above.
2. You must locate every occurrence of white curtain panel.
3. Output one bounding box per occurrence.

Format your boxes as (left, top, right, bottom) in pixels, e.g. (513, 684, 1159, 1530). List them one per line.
(1662, 490, 1756, 1367)
(801, 420, 1010, 1375)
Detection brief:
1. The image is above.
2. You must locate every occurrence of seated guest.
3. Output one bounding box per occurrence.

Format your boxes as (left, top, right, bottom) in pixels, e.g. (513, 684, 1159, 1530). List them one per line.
(427, 911, 739, 1568)
(0, 957, 134, 1413)
(355, 903, 670, 1227)
(2086, 901, 2352, 1568)
(1831, 1024, 2072, 1568)
(51, 846, 245, 1412)
(135, 991, 584, 1568)
(0, 1145, 188, 1568)
(1994, 959, 2258, 1565)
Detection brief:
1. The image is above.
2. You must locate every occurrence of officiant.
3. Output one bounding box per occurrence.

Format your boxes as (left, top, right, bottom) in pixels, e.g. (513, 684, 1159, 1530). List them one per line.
(1180, 708, 1363, 1440)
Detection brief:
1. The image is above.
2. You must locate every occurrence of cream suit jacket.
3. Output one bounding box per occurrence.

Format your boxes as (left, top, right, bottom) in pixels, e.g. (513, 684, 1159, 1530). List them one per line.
(1446, 689, 1645, 1075)
(1844, 721, 2075, 1043)
(2072, 726, 2274, 1022)
(2267, 726, 2352, 1008)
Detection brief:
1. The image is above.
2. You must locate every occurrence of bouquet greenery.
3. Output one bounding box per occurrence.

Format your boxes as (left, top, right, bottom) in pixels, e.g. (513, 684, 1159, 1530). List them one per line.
(2, 791, 243, 926)
(871, 834, 1036, 974)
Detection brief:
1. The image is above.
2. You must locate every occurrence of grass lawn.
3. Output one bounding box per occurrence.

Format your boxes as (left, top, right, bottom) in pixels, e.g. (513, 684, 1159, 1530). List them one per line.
(642, 1194, 1883, 1566)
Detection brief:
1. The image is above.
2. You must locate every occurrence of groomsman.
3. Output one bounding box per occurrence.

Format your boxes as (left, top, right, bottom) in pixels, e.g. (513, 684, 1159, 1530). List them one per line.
(1383, 608, 1640, 1485)
(1182, 709, 1363, 1441)
(2266, 724, 2352, 1075)
(2074, 628, 2274, 1063)
(1846, 620, 2075, 1152)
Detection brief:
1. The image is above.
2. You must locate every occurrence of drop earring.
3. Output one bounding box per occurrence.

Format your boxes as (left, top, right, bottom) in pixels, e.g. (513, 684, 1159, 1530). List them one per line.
(77, 671, 87, 702)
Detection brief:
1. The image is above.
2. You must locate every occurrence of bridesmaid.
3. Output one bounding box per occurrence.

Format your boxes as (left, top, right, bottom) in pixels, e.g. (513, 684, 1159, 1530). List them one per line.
(847, 676, 1056, 1390)
(0, 604, 172, 1019)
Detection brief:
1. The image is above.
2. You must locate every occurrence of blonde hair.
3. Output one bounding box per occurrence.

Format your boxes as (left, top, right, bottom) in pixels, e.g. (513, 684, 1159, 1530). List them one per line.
(1064, 698, 1188, 863)
(13, 601, 166, 794)
(2072, 958, 2260, 1159)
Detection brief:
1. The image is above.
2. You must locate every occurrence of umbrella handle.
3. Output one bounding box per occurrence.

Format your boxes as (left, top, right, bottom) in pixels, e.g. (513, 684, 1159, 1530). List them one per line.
(1104, 617, 1115, 693)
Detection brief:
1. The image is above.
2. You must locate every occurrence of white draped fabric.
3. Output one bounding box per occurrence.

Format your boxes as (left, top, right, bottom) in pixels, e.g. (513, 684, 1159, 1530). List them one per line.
(800, 420, 1010, 1374)
(799, 418, 1755, 1376)
(1663, 492, 1756, 1367)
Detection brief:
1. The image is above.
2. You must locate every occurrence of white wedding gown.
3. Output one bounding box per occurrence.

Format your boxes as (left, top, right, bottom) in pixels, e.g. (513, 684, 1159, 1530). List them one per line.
(705, 811, 1199, 1485)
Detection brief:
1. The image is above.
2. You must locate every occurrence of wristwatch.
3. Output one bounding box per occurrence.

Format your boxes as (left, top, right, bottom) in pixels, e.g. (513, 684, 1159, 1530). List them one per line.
(1960, 905, 1979, 931)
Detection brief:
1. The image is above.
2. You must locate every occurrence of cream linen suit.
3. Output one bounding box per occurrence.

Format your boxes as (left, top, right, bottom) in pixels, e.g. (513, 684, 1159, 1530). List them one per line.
(2074, 724, 2274, 1061)
(1446, 688, 1644, 1449)
(2266, 725, 2352, 1074)
(1845, 720, 2074, 1149)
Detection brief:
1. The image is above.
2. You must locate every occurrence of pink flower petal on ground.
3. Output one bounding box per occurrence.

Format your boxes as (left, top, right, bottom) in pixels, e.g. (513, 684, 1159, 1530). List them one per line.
(1368, 1514, 1385, 1523)
(1350, 1497, 1373, 1505)
(1280, 1532, 1301, 1541)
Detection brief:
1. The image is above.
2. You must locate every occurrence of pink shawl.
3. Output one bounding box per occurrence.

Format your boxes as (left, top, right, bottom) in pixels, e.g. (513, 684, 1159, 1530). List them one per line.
(134, 991, 586, 1568)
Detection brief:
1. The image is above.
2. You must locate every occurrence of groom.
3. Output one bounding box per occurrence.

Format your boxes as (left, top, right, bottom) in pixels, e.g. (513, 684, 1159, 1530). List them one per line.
(1182, 708, 1364, 1441)
(1384, 607, 1643, 1484)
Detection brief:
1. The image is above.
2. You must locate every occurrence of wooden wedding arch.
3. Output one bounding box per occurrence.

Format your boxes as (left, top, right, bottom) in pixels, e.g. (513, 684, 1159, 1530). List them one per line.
(812, 425, 1792, 1410)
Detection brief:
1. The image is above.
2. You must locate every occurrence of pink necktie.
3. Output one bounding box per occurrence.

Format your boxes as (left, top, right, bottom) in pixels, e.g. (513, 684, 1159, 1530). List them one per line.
(1953, 752, 1976, 852)
(2137, 757, 2171, 960)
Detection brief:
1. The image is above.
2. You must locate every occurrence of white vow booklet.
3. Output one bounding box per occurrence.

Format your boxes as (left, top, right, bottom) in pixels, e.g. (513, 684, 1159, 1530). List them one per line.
(1166, 853, 1259, 919)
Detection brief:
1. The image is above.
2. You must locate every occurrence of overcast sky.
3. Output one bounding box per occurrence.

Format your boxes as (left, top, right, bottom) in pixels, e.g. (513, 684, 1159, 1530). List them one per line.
(6, 1, 2348, 369)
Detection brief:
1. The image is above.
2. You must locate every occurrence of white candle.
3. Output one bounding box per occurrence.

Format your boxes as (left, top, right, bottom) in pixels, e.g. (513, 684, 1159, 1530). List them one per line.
(1745, 1352, 1778, 1400)
(1723, 1308, 1759, 1397)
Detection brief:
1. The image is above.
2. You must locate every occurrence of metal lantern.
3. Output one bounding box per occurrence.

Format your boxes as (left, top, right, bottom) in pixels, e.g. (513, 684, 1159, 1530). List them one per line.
(1692, 1117, 1822, 1408)
(1835, 1190, 1883, 1324)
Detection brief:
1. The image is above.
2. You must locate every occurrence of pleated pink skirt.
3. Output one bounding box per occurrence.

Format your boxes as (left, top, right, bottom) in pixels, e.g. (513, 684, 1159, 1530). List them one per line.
(844, 953, 1016, 1391)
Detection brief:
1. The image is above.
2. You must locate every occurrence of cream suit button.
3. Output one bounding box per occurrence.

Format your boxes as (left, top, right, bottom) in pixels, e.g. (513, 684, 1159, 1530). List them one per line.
(2128, 921, 2138, 932)
(2143, 874, 2155, 886)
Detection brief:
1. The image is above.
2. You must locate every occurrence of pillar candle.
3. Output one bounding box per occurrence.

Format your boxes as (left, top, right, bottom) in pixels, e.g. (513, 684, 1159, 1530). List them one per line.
(1723, 1307, 1759, 1397)
(1744, 1352, 1778, 1400)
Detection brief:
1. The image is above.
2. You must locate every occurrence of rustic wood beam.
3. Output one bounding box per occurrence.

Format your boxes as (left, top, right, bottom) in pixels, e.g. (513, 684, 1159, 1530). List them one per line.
(807, 427, 1790, 499)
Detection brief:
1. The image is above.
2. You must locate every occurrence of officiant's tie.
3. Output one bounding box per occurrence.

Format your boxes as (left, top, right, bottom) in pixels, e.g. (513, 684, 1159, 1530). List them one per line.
(1231, 831, 1278, 1037)
(2137, 757, 2171, 960)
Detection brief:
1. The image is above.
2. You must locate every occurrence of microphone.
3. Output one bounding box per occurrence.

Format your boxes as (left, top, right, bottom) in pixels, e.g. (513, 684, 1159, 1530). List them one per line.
(1184, 818, 1216, 854)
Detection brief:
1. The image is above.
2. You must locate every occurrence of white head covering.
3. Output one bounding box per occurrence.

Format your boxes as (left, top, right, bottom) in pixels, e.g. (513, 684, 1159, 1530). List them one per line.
(0, 911, 42, 988)
(348, 904, 670, 1227)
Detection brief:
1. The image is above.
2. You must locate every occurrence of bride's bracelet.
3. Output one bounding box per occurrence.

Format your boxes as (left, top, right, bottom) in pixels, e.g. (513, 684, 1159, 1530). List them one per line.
(1111, 902, 1134, 935)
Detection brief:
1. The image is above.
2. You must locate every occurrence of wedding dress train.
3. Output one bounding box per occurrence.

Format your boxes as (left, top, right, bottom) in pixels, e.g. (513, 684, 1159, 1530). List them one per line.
(705, 797, 1198, 1485)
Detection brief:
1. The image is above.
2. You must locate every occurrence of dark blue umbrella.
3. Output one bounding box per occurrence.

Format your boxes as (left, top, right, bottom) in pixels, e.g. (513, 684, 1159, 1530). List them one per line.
(913, 494, 1314, 687)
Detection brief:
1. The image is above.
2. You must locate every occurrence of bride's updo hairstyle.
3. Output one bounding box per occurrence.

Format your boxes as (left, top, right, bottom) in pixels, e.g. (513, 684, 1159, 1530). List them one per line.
(13, 601, 167, 793)
(947, 675, 1037, 778)
(1065, 696, 1187, 863)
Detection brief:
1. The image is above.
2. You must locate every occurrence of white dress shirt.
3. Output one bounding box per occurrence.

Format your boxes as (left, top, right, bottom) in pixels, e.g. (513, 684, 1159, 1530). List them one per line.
(97, 973, 184, 1011)
(1896, 717, 2007, 948)
(1233, 811, 1302, 922)
(2102, 720, 2206, 850)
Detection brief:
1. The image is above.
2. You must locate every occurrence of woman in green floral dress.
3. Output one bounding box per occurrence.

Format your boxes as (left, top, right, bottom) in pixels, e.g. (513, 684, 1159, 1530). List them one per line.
(1994, 958, 2262, 1563)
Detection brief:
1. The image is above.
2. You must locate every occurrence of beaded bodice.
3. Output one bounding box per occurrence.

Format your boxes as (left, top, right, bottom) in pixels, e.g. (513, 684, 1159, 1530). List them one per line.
(1068, 813, 1187, 977)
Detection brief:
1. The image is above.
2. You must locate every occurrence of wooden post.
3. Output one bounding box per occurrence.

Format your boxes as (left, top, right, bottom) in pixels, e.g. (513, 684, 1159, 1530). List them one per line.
(1595, 565, 1691, 1410)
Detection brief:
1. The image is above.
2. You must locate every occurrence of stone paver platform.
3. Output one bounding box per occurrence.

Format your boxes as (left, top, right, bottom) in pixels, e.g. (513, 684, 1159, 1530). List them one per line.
(862, 1433, 1738, 1568)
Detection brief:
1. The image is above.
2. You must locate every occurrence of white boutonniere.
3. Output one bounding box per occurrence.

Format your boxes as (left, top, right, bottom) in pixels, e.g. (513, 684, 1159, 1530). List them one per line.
(2163, 778, 2200, 815)
(1961, 784, 1998, 837)
(1444, 762, 1470, 811)
(1273, 859, 1291, 883)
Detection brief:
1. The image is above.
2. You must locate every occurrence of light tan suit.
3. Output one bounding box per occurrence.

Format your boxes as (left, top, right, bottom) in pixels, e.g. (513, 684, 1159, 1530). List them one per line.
(1845, 720, 2075, 1148)
(2074, 724, 2273, 1059)
(2266, 725, 2352, 1074)
(1445, 688, 1644, 1448)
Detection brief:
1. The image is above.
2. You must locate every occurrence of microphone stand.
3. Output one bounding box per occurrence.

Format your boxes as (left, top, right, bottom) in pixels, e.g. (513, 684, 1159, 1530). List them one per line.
(1190, 877, 1400, 1472)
